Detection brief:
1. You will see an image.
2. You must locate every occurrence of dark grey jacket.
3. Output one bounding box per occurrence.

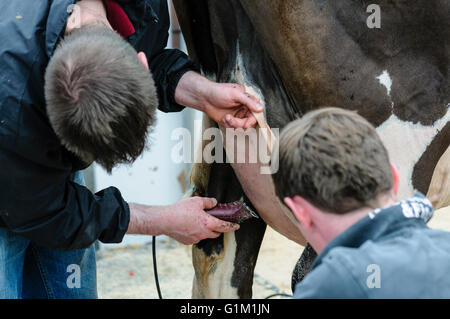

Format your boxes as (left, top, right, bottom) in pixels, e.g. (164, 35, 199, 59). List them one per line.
(294, 193, 450, 298)
(0, 0, 198, 250)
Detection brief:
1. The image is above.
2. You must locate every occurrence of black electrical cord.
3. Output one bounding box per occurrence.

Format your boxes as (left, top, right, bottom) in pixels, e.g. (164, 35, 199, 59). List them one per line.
(151, 235, 292, 300)
(152, 235, 163, 299)
(264, 293, 292, 299)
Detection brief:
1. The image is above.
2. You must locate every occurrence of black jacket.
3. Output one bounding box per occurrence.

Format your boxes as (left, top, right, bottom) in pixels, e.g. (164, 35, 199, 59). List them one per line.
(0, 0, 198, 250)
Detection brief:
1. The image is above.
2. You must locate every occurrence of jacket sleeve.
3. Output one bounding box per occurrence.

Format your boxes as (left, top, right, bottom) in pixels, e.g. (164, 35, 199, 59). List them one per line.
(131, 0, 200, 113)
(149, 49, 200, 113)
(0, 144, 130, 251)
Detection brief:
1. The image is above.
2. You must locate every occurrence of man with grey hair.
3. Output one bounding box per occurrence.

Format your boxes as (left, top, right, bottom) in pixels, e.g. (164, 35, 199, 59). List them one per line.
(0, 0, 263, 299)
(273, 107, 450, 298)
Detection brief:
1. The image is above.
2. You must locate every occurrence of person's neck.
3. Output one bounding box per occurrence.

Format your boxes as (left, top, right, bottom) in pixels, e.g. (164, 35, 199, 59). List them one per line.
(66, 0, 112, 34)
(78, 0, 107, 16)
(313, 192, 397, 254)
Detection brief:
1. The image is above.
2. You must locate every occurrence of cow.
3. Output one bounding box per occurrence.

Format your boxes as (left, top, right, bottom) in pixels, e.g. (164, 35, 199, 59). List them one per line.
(172, 0, 449, 298)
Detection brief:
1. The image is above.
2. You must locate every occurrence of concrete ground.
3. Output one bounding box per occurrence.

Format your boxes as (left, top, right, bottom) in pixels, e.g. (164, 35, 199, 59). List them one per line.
(97, 227, 302, 299)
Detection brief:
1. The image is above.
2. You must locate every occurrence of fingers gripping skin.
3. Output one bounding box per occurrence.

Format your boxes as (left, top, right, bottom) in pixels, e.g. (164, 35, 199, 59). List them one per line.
(174, 71, 264, 129)
(204, 82, 264, 129)
(221, 85, 264, 129)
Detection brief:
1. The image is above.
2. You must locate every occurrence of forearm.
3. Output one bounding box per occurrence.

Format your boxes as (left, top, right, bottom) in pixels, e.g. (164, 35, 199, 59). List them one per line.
(174, 71, 213, 112)
(126, 203, 168, 235)
(125, 197, 239, 245)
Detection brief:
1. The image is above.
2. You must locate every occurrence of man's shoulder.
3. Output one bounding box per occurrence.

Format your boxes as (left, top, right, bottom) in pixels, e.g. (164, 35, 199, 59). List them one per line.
(294, 248, 369, 299)
(359, 225, 450, 268)
(295, 227, 450, 298)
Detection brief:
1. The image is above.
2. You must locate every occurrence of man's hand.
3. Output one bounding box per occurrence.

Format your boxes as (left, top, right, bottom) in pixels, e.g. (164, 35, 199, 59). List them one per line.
(175, 71, 264, 129)
(127, 197, 240, 245)
(204, 82, 264, 129)
(161, 197, 240, 244)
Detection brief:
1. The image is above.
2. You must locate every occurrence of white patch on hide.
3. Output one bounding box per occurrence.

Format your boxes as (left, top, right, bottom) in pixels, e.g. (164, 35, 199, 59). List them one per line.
(207, 232, 239, 298)
(376, 108, 450, 200)
(377, 70, 392, 97)
(234, 42, 267, 119)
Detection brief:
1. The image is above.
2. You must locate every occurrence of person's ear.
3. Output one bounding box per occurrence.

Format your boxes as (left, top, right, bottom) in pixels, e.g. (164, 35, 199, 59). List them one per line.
(138, 52, 149, 71)
(390, 163, 400, 195)
(284, 196, 312, 230)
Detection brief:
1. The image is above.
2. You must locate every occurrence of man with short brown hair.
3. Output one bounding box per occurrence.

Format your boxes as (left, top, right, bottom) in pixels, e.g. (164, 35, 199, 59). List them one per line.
(45, 25, 158, 173)
(273, 107, 450, 298)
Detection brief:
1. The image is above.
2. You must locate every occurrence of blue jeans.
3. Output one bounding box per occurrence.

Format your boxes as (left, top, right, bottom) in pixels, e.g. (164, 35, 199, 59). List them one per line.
(0, 171, 97, 299)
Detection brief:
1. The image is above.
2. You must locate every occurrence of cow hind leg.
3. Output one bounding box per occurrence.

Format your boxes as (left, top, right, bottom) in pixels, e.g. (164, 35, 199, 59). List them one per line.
(290, 244, 317, 293)
(189, 116, 267, 298)
(191, 198, 267, 299)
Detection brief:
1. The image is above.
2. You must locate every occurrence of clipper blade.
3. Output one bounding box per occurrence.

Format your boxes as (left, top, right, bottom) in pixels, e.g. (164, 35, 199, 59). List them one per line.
(206, 201, 258, 224)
